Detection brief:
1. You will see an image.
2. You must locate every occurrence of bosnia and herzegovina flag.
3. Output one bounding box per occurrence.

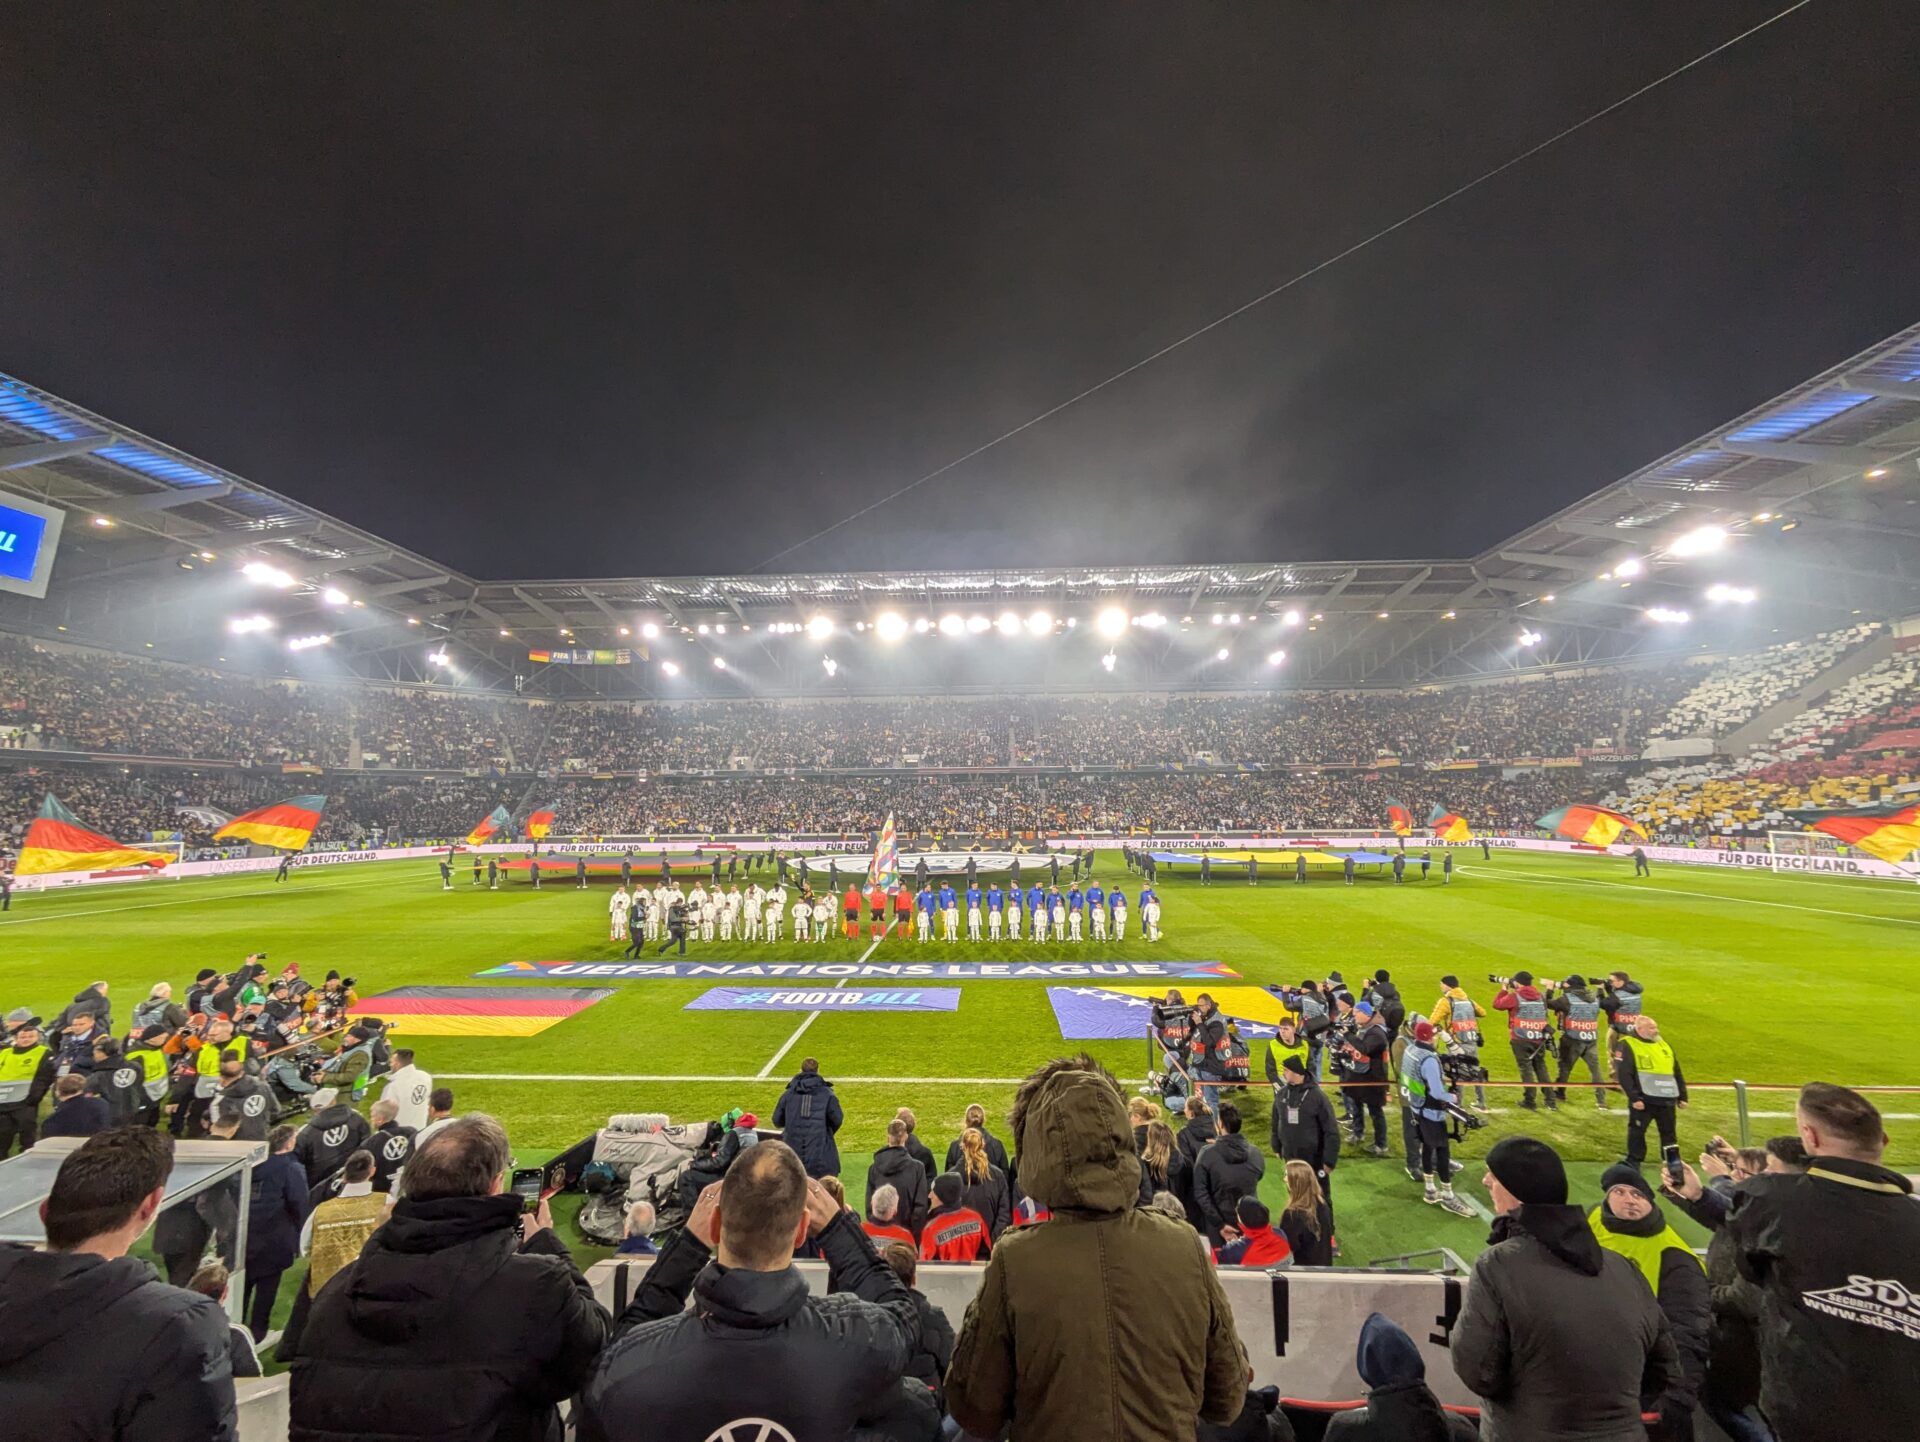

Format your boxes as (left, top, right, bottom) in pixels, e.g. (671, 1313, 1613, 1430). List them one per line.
(524, 802, 558, 841)
(1385, 799, 1413, 837)
(17, 794, 174, 876)
(1428, 804, 1470, 842)
(213, 795, 326, 852)
(868, 811, 900, 889)
(465, 805, 513, 847)
(1537, 803, 1648, 846)
(1788, 803, 1920, 865)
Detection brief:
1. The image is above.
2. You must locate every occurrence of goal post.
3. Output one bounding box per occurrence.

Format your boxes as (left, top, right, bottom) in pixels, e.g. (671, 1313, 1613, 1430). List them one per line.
(1764, 829, 1842, 860)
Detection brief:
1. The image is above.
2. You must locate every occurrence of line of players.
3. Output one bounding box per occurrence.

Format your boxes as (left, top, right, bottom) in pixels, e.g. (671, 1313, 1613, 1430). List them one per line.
(602, 877, 1167, 945)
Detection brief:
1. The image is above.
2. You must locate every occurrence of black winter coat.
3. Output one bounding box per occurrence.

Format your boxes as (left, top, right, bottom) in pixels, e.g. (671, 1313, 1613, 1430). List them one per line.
(246, 1150, 311, 1274)
(903, 1287, 954, 1407)
(0, 1243, 237, 1441)
(295, 1103, 372, 1187)
(365, 1120, 416, 1193)
(1136, 1146, 1192, 1209)
(1670, 1180, 1764, 1411)
(288, 1195, 609, 1442)
(773, 1072, 844, 1179)
(1280, 1201, 1335, 1268)
(943, 1127, 1013, 1182)
(902, 1132, 937, 1184)
(1322, 1380, 1476, 1441)
(951, 1163, 1013, 1240)
(866, 1144, 931, 1234)
(1727, 1156, 1920, 1442)
(1193, 1133, 1267, 1242)
(579, 1210, 936, 1442)
(1270, 1081, 1341, 1171)
(1174, 1113, 1217, 1226)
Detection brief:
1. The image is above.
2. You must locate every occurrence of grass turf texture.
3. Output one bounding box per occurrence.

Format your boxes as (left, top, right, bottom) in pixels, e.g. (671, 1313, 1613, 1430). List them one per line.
(8, 851, 1920, 1281)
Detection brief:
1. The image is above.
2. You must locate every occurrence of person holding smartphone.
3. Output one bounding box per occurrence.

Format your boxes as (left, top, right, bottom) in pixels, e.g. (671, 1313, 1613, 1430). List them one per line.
(1611, 1015, 1688, 1173)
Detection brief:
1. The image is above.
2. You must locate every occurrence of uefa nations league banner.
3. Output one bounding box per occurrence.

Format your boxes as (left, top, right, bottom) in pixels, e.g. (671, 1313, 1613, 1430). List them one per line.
(477, 959, 1240, 981)
(684, 986, 962, 1012)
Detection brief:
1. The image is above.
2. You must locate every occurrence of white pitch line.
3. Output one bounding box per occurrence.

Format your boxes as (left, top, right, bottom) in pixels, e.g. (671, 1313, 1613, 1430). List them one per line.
(756, 923, 893, 1078)
(439, 1072, 1034, 1085)
(0, 869, 422, 927)
(1454, 1189, 1494, 1222)
(1463, 864, 1920, 929)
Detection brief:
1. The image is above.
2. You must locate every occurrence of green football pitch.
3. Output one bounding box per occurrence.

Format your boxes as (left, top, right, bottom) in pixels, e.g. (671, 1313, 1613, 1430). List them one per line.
(6, 851, 1918, 1275)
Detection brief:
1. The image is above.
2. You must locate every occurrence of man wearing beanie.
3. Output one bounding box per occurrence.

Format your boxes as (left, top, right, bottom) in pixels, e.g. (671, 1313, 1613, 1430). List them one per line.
(1400, 1021, 1474, 1216)
(1587, 1165, 1710, 1439)
(1454, 1136, 1679, 1441)
(1213, 1196, 1290, 1268)
(1325, 1312, 1476, 1440)
(1548, 974, 1611, 1109)
(1270, 1052, 1341, 1221)
(1428, 975, 1489, 1112)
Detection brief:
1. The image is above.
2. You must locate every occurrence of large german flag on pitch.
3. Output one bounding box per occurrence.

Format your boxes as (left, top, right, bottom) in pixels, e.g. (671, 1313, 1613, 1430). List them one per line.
(1537, 804, 1648, 846)
(1385, 799, 1414, 837)
(214, 795, 326, 852)
(524, 802, 558, 841)
(17, 794, 174, 876)
(1428, 804, 1470, 843)
(1788, 803, 1920, 865)
(348, 985, 614, 1037)
(465, 805, 512, 846)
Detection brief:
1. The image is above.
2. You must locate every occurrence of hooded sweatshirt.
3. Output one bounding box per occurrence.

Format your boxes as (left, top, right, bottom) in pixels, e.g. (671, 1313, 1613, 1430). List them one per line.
(0, 1244, 237, 1440)
(946, 1067, 1247, 1442)
(1324, 1312, 1475, 1441)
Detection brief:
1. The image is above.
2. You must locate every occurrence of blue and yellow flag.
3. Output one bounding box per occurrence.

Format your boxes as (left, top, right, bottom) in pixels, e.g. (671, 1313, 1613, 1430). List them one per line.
(868, 812, 900, 889)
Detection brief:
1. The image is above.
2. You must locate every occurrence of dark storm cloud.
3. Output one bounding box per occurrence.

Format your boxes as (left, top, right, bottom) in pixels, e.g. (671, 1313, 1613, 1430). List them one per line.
(1, 3, 1916, 580)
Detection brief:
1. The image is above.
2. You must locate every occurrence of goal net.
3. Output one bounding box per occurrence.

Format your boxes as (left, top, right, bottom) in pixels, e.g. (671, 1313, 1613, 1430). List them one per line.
(1764, 829, 1845, 859)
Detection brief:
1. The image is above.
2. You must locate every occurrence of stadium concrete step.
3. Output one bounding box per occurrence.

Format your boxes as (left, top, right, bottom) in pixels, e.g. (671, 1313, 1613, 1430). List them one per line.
(1719, 629, 1897, 759)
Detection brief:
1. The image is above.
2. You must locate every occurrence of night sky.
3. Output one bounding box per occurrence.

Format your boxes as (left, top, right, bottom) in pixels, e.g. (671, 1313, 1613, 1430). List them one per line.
(3, 4, 1916, 580)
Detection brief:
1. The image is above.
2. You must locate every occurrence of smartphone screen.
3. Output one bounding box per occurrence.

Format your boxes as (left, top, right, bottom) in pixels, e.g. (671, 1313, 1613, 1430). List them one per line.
(509, 1166, 545, 1213)
(1662, 1144, 1684, 1186)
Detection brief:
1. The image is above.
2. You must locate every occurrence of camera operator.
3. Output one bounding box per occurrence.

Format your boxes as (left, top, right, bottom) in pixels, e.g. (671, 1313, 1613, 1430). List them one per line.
(1187, 994, 1229, 1115)
(1339, 1002, 1391, 1157)
(1600, 971, 1645, 1037)
(171, 1016, 248, 1139)
(1492, 972, 1558, 1112)
(1429, 976, 1489, 1112)
(1401, 1022, 1475, 1215)
(1147, 990, 1194, 1111)
(1613, 1016, 1687, 1171)
(1293, 979, 1334, 1081)
(1548, 974, 1610, 1109)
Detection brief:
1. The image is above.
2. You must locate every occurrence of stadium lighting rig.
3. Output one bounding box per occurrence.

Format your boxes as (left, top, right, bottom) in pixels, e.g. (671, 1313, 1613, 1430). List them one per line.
(321, 586, 350, 606)
(659, 660, 681, 676)
(806, 614, 834, 640)
(1266, 649, 1287, 665)
(1096, 605, 1129, 638)
(1646, 606, 1691, 624)
(427, 649, 451, 667)
(1518, 629, 1543, 647)
(1100, 650, 1117, 673)
(227, 614, 274, 635)
(938, 613, 965, 636)
(1667, 524, 1727, 559)
(821, 655, 838, 677)
(1024, 610, 1052, 635)
(1706, 583, 1757, 604)
(874, 612, 909, 641)
(640, 622, 661, 639)
(240, 560, 296, 589)
(287, 633, 332, 652)
(994, 611, 1020, 636)
(1215, 647, 1230, 661)
(1281, 610, 1301, 626)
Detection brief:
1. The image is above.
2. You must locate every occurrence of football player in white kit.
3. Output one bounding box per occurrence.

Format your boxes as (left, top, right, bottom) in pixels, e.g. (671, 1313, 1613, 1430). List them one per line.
(811, 892, 831, 942)
(742, 884, 763, 940)
(609, 886, 631, 942)
(1143, 890, 1162, 942)
(791, 896, 811, 943)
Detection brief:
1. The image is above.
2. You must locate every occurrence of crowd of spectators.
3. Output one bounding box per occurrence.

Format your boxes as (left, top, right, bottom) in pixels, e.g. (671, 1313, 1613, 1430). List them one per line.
(1648, 622, 1884, 741)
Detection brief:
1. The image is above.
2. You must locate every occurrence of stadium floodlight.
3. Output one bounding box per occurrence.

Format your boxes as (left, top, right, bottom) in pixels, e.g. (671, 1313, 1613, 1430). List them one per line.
(617, 626, 630, 636)
(1614, 556, 1643, 578)
(287, 633, 331, 652)
(660, 660, 680, 676)
(1866, 467, 1888, 479)
(1211, 613, 1225, 625)
(697, 623, 710, 635)
(1100, 650, 1117, 673)
(1668, 525, 1726, 558)
(1281, 610, 1301, 626)
(938, 613, 965, 636)
(806, 615, 834, 640)
(1215, 647, 1230, 661)
(1706, 583, 1757, 604)
(1266, 649, 1287, 665)
(995, 611, 1021, 636)
(1025, 610, 1052, 635)
(241, 560, 296, 589)
(912, 616, 931, 634)
(1096, 606, 1129, 638)
(715, 623, 726, 634)
(874, 612, 909, 641)
(320, 586, 349, 606)
(1138, 612, 1167, 629)
(427, 649, 450, 667)
(640, 622, 661, 640)
(1518, 629, 1543, 647)
(91, 515, 114, 528)
(227, 614, 274, 635)
(1442, 610, 1456, 620)
(1646, 606, 1691, 624)
(822, 655, 838, 677)
(712, 656, 727, 670)
(966, 614, 990, 633)
(1229, 613, 1242, 625)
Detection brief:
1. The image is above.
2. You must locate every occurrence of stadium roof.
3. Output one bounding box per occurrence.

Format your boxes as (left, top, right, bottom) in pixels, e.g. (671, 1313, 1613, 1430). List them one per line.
(3, 321, 1918, 694)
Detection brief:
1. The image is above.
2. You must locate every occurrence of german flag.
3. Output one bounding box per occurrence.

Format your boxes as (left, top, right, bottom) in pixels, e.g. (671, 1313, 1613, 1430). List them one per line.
(348, 985, 613, 1037)
(1788, 803, 1920, 865)
(1536, 804, 1647, 846)
(1428, 804, 1470, 843)
(524, 801, 558, 841)
(465, 805, 513, 847)
(213, 795, 326, 852)
(17, 794, 174, 876)
(1385, 799, 1414, 837)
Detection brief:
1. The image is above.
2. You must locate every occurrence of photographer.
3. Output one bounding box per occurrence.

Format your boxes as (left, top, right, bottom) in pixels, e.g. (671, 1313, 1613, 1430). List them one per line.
(1400, 1023, 1474, 1215)
(1293, 979, 1334, 1081)
(1147, 990, 1194, 1111)
(1548, 974, 1610, 1109)
(1187, 994, 1229, 1115)
(1429, 977, 1489, 1112)
(1599, 971, 1646, 1037)
(1339, 1002, 1391, 1157)
(1492, 972, 1557, 1113)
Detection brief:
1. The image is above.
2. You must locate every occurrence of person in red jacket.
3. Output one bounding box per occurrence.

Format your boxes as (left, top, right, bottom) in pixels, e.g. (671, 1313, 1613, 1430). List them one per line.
(841, 884, 862, 940)
(861, 1184, 916, 1247)
(1492, 970, 1559, 1112)
(919, 1174, 990, 1262)
(1213, 1197, 1293, 1268)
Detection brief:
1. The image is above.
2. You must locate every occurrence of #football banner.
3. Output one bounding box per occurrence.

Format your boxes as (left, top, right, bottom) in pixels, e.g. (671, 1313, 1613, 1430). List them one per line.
(684, 986, 962, 1012)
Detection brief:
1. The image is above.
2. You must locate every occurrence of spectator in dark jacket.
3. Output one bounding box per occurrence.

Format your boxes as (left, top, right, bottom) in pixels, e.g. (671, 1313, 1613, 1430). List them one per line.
(362, 1097, 415, 1193)
(244, 1124, 310, 1341)
(1725, 1082, 1920, 1442)
(1325, 1312, 1475, 1441)
(1174, 1095, 1217, 1227)
(880, 1241, 955, 1412)
(51, 981, 112, 1035)
(1136, 1118, 1192, 1208)
(0, 1128, 237, 1439)
(1278, 1159, 1336, 1267)
(894, 1106, 937, 1184)
(1271, 1053, 1341, 1218)
(771, 1057, 843, 1179)
(1194, 1103, 1267, 1245)
(943, 1101, 1016, 1185)
(288, 1114, 610, 1442)
(40, 1075, 110, 1137)
(294, 1088, 372, 1188)
(866, 1118, 931, 1235)
(578, 1139, 937, 1442)
(1587, 1164, 1710, 1438)
(950, 1126, 1014, 1240)
(1453, 1136, 1679, 1442)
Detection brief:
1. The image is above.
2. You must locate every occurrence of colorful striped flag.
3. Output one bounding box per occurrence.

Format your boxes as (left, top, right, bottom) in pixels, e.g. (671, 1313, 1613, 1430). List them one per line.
(868, 812, 900, 889)
(1428, 804, 1470, 843)
(1536, 804, 1648, 847)
(1787, 803, 1920, 865)
(348, 985, 613, 1037)
(524, 802, 558, 841)
(214, 795, 327, 852)
(465, 805, 513, 847)
(1385, 799, 1413, 837)
(17, 794, 174, 876)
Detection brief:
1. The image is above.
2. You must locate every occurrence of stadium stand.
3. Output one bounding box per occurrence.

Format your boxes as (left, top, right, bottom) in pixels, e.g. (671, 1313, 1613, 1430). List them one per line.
(1648, 622, 1884, 741)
